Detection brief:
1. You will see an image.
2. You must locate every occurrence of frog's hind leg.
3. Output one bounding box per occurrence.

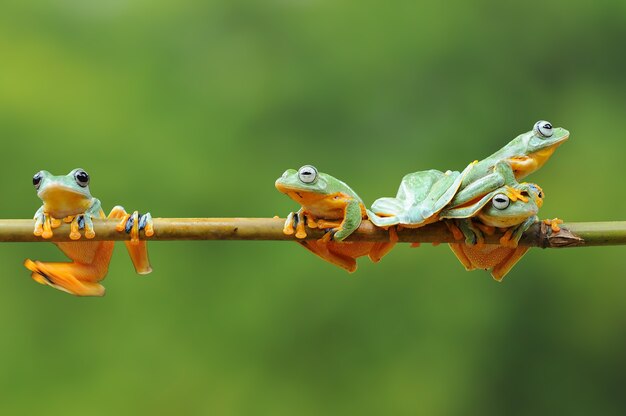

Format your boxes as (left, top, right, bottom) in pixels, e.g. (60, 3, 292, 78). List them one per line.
(447, 243, 530, 281)
(369, 226, 398, 262)
(448, 243, 475, 271)
(371, 197, 404, 217)
(368, 198, 404, 227)
(491, 246, 530, 281)
(109, 206, 153, 275)
(23, 259, 106, 296)
(297, 241, 357, 272)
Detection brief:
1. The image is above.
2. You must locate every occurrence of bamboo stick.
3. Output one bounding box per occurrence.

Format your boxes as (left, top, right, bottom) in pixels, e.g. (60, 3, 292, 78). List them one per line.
(0, 218, 624, 247)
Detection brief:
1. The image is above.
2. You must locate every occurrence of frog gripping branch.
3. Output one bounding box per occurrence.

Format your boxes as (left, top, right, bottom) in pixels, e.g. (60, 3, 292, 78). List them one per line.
(275, 165, 397, 272)
(273, 121, 569, 281)
(13, 120, 578, 296)
(367, 120, 568, 280)
(24, 169, 154, 296)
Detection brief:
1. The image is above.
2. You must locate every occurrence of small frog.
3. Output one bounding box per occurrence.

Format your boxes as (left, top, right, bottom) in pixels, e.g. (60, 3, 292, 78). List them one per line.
(24, 169, 154, 296)
(275, 165, 396, 272)
(440, 177, 544, 281)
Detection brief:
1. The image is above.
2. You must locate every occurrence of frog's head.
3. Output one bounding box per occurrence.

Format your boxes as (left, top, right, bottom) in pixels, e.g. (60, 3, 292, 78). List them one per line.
(524, 120, 569, 153)
(275, 165, 334, 202)
(503, 120, 569, 179)
(477, 185, 540, 228)
(33, 168, 94, 218)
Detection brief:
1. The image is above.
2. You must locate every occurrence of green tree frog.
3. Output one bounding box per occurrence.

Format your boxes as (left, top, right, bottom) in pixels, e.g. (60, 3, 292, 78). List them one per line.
(440, 177, 544, 281)
(451, 120, 568, 207)
(24, 168, 154, 296)
(275, 165, 396, 272)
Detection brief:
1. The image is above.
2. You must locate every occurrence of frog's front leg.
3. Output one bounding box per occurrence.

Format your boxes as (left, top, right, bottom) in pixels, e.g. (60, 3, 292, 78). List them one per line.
(282, 209, 313, 239)
(450, 172, 506, 208)
(109, 206, 153, 274)
(37, 199, 104, 240)
(33, 207, 52, 239)
(455, 218, 485, 246)
(500, 216, 538, 248)
(66, 212, 98, 240)
(322, 200, 362, 242)
(451, 161, 516, 209)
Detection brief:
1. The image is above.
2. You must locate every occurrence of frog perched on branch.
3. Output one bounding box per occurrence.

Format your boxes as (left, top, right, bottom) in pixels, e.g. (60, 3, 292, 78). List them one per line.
(24, 168, 154, 296)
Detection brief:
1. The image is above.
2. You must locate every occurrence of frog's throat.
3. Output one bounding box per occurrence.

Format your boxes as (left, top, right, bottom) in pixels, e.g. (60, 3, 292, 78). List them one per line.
(40, 185, 93, 218)
(507, 139, 566, 179)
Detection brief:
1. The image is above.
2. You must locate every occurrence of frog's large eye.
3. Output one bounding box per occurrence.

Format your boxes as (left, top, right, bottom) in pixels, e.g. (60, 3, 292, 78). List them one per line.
(492, 193, 510, 210)
(533, 120, 553, 138)
(529, 184, 544, 199)
(74, 169, 90, 187)
(32, 171, 43, 189)
(298, 165, 318, 184)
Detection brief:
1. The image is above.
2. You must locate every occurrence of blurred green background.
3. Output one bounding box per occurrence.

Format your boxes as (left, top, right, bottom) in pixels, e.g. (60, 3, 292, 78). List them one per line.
(1, 1, 625, 415)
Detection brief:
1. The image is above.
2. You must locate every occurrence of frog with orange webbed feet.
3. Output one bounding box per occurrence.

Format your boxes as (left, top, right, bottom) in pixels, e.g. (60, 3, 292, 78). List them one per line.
(24, 169, 154, 296)
(440, 173, 545, 281)
(368, 121, 568, 228)
(276, 165, 396, 273)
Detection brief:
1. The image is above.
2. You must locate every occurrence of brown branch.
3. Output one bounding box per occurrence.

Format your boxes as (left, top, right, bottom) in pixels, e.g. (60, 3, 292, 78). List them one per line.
(0, 219, 624, 247)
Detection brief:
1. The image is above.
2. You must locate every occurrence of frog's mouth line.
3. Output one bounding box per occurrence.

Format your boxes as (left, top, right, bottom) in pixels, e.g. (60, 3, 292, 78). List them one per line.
(548, 131, 570, 147)
(275, 183, 309, 197)
(38, 184, 87, 200)
(275, 183, 328, 205)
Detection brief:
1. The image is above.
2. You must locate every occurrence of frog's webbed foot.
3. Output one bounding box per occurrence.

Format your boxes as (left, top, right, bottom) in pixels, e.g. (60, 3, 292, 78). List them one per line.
(33, 212, 45, 237)
(63, 214, 97, 240)
(33, 212, 56, 239)
(543, 218, 563, 233)
(113, 209, 154, 244)
(23, 259, 106, 297)
(282, 210, 311, 239)
(283, 212, 296, 236)
(321, 228, 338, 243)
(319, 220, 350, 242)
(505, 185, 529, 203)
(36, 213, 97, 241)
(109, 206, 153, 275)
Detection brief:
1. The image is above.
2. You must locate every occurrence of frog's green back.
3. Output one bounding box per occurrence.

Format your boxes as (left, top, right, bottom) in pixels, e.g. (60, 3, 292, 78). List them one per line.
(369, 165, 471, 227)
(461, 125, 569, 185)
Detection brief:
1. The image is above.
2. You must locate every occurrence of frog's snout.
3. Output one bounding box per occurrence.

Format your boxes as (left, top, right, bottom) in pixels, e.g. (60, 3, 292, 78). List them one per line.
(275, 171, 289, 190)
